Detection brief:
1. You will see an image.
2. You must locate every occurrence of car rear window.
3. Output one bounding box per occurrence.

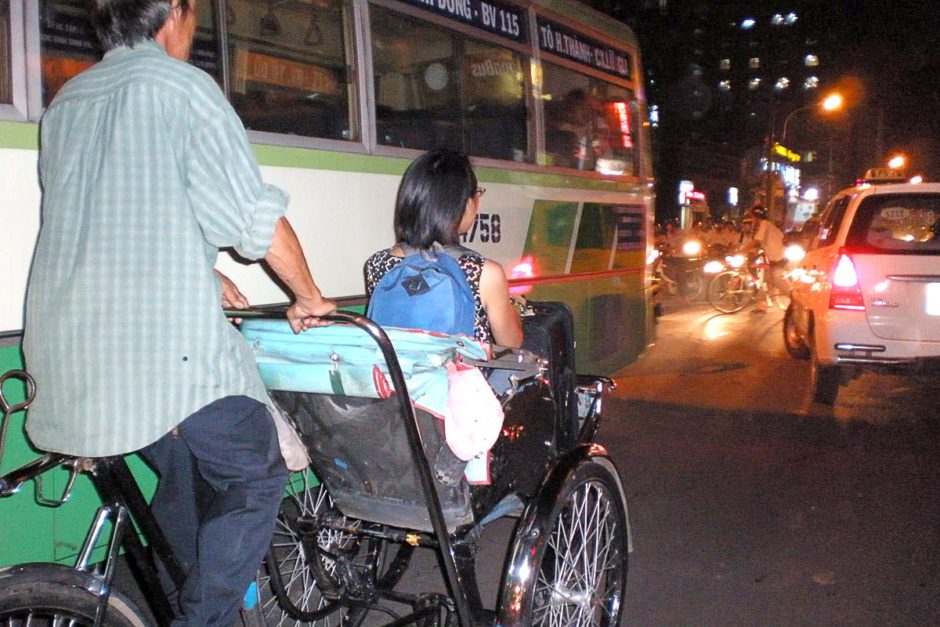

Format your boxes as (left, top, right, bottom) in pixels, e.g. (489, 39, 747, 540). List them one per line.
(846, 193, 940, 255)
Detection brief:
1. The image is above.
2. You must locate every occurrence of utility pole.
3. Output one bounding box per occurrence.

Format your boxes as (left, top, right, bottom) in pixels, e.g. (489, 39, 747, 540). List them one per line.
(764, 107, 777, 219)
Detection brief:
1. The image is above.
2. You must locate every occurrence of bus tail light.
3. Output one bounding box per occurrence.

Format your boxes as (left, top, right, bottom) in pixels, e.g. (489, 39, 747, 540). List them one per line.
(829, 252, 865, 311)
(509, 256, 535, 296)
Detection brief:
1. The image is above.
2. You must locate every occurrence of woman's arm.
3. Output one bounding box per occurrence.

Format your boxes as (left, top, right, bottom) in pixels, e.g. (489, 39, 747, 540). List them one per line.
(480, 259, 523, 347)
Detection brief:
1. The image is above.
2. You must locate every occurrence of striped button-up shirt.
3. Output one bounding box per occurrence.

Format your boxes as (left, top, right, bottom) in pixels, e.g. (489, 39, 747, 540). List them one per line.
(23, 40, 285, 457)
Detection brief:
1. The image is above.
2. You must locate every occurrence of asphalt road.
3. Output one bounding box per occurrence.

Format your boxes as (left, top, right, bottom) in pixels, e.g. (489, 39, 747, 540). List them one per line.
(604, 299, 940, 625)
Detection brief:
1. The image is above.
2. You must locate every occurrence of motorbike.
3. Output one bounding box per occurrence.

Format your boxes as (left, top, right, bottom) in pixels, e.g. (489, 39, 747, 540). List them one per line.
(650, 239, 710, 306)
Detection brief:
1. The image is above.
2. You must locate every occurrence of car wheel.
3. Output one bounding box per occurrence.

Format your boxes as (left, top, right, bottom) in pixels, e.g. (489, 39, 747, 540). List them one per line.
(783, 304, 810, 359)
(809, 327, 840, 405)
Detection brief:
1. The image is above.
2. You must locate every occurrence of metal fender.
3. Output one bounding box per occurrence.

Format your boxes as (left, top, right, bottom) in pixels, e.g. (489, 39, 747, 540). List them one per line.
(0, 562, 108, 596)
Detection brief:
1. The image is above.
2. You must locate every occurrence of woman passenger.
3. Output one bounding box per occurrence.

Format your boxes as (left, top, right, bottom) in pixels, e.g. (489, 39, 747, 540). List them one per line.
(365, 149, 523, 347)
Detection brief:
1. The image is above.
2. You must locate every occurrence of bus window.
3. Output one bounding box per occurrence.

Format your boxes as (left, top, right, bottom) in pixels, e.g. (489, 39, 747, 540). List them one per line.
(39, 1, 101, 105)
(571, 203, 619, 273)
(370, 4, 528, 161)
(227, 0, 356, 141)
(462, 39, 527, 161)
(0, 0, 10, 104)
(542, 62, 639, 176)
(190, 0, 222, 81)
(37, 0, 222, 106)
(572, 203, 645, 273)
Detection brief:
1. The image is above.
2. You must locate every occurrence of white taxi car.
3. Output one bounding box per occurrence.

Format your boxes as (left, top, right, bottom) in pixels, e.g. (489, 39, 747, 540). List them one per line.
(783, 170, 940, 404)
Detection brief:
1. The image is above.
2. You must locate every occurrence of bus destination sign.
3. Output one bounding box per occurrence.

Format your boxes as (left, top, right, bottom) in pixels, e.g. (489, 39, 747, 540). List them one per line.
(536, 17, 631, 80)
(399, 0, 527, 44)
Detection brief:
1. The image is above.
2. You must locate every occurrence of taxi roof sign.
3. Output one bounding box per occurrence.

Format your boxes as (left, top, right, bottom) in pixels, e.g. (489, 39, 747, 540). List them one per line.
(863, 168, 907, 184)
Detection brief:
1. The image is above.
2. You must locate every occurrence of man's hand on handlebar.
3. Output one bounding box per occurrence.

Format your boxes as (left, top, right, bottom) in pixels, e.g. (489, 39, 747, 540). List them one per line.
(215, 270, 249, 323)
(287, 296, 337, 333)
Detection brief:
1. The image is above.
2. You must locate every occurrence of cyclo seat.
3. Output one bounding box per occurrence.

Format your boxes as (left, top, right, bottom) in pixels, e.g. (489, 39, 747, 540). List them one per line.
(241, 320, 492, 532)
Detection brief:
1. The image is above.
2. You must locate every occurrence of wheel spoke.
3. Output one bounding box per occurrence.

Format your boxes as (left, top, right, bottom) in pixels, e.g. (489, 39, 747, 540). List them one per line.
(532, 477, 625, 626)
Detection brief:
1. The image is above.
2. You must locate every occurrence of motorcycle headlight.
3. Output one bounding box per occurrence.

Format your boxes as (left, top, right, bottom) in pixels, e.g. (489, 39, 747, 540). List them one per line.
(646, 249, 661, 265)
(726, 254, 746, 269)
(703, 260, 725, 274)
(682, 240, 703, 256)
(784, 244, 806, 263)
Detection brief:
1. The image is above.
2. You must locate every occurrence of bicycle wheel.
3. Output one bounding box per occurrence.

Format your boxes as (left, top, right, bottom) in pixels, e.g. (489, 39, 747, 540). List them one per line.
(0, 568, 148, 627)
(707, 271, 750, 313)
(255, 473, 396, 626)
(500, 459, 629, 626)
(678, 269, 705, 302)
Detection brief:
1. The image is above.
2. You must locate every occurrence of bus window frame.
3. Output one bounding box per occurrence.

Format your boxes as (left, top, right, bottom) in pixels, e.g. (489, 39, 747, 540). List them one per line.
(0, 0, 28, 121)
(363, 0, 536, 164)
(225, 0, 363, 149)
(13, 0, 649, 183)
(530, 6, 645, 179)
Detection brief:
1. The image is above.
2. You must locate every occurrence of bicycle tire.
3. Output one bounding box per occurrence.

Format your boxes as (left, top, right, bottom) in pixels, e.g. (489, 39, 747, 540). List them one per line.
(0, 572, 148, 627)
(707, 271, 750, 313)
(679, 269, 705, 302)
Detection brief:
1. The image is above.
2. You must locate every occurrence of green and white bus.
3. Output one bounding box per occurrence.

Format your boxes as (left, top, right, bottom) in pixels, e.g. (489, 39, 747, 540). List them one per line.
(0, 0, 653, 566)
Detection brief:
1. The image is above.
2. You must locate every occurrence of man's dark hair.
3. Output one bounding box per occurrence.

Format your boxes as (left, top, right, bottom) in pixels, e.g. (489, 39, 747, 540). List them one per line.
(394, 149, 478, 248)
(88, 0, 187, 50)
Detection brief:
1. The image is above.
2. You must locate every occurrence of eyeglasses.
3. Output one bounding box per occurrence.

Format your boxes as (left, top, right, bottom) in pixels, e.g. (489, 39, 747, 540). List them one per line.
(475, 188, 487, 197)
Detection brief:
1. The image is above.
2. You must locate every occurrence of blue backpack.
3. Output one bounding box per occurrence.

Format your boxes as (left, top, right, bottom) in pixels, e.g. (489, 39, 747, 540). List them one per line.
(367, 244, 477, 336)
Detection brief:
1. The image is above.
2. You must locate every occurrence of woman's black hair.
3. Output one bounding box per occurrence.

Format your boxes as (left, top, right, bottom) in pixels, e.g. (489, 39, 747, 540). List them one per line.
(88, 0, 186, 50)
(394, 149, 478, 248)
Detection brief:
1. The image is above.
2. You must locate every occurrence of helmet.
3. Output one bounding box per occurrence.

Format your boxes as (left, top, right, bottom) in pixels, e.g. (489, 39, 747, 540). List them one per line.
(749, 205, 768, 220)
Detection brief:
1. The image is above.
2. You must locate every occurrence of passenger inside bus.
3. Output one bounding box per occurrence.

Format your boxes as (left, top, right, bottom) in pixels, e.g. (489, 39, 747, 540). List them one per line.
(364, 149, 523, 348)
(544, 88, 602, 169)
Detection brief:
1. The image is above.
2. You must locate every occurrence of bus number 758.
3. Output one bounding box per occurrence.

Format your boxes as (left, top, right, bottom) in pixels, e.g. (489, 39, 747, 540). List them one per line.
(461, 213, 502, 244)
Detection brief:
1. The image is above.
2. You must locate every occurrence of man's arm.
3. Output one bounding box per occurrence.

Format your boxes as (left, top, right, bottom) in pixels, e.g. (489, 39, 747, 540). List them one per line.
(265, 217, 337, 332)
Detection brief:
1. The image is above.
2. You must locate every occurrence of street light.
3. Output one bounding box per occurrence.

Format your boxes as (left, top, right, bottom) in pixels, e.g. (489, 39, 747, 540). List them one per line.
(766, 91, 844, 222)
(887, 154, 906, 170)
(780, 91, 843, 143)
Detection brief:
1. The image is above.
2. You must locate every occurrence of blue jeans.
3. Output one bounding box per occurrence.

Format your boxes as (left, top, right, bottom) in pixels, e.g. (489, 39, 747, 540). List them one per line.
(141, 396, 288, 626)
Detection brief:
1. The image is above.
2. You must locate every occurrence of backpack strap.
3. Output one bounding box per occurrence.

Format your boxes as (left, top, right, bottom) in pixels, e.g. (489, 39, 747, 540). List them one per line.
(396, 242, 474, 261)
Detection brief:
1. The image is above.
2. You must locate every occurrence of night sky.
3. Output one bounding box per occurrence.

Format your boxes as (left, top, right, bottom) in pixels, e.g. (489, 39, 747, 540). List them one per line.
(792, 0, 939, 178)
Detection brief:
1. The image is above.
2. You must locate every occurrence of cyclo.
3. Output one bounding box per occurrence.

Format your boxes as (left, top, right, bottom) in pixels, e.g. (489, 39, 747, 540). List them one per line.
(0, 302, 631, 626)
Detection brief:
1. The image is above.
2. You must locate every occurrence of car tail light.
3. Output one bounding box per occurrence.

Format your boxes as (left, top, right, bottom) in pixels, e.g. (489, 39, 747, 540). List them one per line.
(829, 252, 865, 310)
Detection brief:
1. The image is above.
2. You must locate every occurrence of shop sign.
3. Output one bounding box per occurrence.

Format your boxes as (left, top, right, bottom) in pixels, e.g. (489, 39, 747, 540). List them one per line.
(773, 143, 801, 162)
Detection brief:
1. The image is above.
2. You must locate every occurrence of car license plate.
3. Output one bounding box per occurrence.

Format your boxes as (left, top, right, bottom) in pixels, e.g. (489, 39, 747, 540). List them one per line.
(927, 283, 940, 316)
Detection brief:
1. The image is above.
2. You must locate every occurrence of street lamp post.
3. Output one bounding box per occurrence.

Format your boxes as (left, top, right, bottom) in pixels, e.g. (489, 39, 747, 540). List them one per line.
(782, 93, 844, 144)
(765, 92, 843, 223)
